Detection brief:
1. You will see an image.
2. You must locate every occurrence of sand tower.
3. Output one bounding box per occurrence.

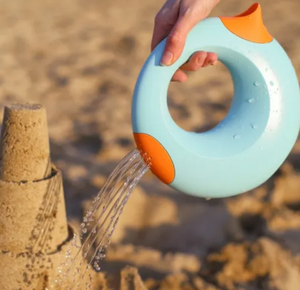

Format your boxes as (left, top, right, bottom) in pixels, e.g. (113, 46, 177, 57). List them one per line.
(0, 104, 100, 290)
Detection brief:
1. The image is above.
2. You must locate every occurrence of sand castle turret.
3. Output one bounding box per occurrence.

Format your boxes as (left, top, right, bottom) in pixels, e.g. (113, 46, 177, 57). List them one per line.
(0, 104, 68, 255)
(0, 104, 52, 182)
(0, 104, 99, 290)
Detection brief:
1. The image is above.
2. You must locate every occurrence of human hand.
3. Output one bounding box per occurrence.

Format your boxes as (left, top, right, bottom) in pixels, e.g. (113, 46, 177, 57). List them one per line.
(151, 0, 220, 82)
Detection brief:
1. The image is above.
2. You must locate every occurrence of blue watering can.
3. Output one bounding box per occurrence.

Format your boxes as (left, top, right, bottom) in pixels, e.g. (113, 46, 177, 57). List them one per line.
(131, 3, 300, 198)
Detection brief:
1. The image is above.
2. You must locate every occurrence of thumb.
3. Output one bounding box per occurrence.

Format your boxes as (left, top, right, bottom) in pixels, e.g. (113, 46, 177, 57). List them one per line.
(160, 13, 197, 66)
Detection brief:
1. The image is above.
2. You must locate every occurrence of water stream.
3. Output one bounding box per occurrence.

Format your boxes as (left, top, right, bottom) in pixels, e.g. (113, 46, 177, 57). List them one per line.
(53, 149, 150, 289)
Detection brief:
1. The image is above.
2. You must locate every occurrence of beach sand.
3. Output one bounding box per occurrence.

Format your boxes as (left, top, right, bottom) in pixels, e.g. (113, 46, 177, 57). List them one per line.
(0, 0, 300, 289)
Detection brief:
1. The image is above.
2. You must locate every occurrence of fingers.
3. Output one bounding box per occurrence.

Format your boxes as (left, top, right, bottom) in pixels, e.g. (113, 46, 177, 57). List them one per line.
(151, 0, 180, 52)
(177, 51, 218, 73)
(160, 0, 221, 66)
(172, 70, 188, 82)
(160, 14, 195, 66)
(201, 52, 218, 67)
(151, 14, 173, 52)
(170, 51, 218, 83)
(152, 0, 221, 83)
(180, 51, 208, 71)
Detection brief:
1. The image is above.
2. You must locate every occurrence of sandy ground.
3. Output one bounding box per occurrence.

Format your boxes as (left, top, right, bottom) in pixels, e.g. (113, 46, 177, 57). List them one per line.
(0, 0, 300, 289)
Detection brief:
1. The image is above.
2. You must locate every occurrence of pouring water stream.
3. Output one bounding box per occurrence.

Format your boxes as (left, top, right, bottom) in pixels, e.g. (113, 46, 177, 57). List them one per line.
(53, 149, 150, 289)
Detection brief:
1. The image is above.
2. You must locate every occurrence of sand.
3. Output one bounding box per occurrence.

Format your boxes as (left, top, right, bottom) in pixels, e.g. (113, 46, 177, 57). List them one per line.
(0, 0, 299, 289)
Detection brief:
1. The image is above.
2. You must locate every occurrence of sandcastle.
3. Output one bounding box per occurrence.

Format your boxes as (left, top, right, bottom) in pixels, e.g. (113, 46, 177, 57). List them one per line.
(0, 104, 101, 290)
(0, 103, 157, 290)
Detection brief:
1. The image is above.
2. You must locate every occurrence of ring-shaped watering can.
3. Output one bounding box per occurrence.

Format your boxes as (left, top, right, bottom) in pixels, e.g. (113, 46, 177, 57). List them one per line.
(131, 3, 300, 198)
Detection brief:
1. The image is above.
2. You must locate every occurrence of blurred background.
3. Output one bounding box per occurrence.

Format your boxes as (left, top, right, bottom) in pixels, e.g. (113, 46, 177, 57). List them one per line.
(0, 0, 300, 289)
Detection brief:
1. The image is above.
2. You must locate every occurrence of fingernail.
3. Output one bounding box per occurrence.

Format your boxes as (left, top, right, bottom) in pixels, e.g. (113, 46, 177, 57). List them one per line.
(161, 51, 173, 66)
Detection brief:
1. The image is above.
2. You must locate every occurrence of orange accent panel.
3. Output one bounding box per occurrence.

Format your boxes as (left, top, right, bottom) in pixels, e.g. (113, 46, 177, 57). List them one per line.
(133, 133, 175, 184)
(220, 3, 273, 43)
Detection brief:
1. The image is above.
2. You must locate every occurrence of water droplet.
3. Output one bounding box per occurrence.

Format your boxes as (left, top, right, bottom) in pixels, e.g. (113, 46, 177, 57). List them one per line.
(233, 134, 241, 139)
(251, 123, 258, 129)
(94, 261, 101, 271)
(82, 228, 87, 234)
(205, 198, 211, 201)
(270, 81, 274, 86)
(247, 98, 255, 103)
(65, 250, 71, 258)
(253, 81, 260, 87)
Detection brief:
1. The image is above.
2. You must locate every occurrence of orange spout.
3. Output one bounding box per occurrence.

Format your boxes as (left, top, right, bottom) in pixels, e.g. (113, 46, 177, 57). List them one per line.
(133, 133, 175, 184)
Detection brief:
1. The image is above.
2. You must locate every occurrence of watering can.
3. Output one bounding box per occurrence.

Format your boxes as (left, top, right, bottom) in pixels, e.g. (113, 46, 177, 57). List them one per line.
(131, 3, 300, 198)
